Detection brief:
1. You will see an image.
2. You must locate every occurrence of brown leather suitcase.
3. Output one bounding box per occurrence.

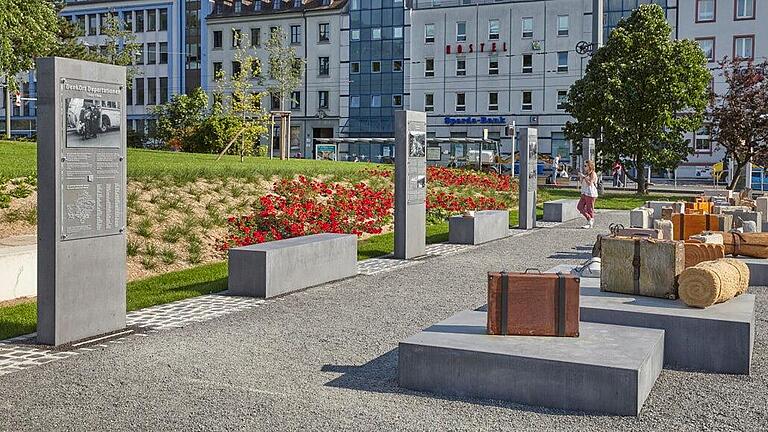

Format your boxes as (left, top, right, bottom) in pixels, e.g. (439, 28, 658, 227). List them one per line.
(671, 213, 732, 240)
(487, 271, 580, 337)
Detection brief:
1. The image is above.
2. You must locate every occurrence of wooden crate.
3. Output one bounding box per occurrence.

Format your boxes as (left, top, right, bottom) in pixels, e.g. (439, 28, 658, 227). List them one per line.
(671, 213, 732, 240)
(487, 271, 579, 337)
(600, 237, 685, 299)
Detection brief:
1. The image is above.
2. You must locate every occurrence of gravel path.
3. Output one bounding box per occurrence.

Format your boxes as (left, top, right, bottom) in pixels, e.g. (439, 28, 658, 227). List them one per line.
(1, 211, 766, 432)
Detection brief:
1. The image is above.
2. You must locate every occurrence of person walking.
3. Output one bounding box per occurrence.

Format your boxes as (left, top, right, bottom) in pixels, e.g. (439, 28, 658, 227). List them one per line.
(578, 160, 599, 229)
(612, 160, 623, 187)
(551, 154, 561, 186)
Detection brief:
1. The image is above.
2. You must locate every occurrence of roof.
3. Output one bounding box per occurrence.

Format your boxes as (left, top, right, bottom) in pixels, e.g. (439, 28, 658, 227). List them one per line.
(207, 0, 348, 20)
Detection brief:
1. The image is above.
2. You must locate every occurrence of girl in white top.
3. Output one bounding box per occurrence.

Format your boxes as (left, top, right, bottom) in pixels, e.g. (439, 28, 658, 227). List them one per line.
(577, 160, 599, 228)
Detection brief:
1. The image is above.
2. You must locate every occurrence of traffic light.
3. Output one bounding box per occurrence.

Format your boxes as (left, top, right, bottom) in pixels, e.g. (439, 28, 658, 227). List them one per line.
(14, 91, 21, 107)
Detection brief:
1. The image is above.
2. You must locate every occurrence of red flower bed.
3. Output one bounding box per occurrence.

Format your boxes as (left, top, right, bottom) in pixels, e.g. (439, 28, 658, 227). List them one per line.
(426, 166, 515, 191)
(221, 176, 393, 250)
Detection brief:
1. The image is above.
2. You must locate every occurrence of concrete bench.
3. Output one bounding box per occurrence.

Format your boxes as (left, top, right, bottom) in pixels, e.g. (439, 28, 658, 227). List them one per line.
(542, 199, 580, 222)
(399, 310, 664, 416)
(448, 210, 509, 245)
(228, 233, 358, 298)
(547, 264, 755, 374)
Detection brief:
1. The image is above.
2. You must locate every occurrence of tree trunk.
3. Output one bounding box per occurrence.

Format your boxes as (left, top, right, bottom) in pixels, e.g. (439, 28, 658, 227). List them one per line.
(636, 155, 648, 195)
(728, 159, 748, 191)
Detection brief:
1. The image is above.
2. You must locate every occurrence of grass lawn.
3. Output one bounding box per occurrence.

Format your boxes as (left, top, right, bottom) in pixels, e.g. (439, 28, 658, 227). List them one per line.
(540, 188, 691, 211)
(0, 140, 382, 181)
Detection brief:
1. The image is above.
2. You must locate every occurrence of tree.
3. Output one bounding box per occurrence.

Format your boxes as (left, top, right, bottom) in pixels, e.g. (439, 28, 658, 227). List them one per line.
(149, 87, 209, 150)
(0, 0, 60, 89)
(214, 33, 270, 161)
(265, 27, 304, 112)
(564, 4, 711, 194)
(709, 58, 768, 190)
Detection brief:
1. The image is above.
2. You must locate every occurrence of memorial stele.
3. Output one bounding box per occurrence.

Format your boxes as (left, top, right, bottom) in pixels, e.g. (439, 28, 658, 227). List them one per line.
(394, 110, 427, 259)
(36, 57, 127, 346)
(519, 127, 538, 230)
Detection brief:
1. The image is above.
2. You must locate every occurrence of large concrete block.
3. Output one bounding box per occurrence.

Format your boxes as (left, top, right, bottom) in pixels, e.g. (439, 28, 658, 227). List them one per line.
(543, 199, 580, 222)
(448, 210, 509, 245)
(729, 210, 761, 232)
(737, 258, 768, 286)
(646, 201, 683, 221)
(228, 233, 357, 298)
(756, 196, 768, 220)
(630, 207, 653, 228)
(547, 265, 755, 374)
(399, 310, 664, 416)
(0, 237, 37, 302)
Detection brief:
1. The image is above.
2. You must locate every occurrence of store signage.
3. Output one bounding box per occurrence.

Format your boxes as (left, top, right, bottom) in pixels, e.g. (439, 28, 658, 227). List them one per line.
(444, 116, 506, 125)
(446, 42, 508, 55)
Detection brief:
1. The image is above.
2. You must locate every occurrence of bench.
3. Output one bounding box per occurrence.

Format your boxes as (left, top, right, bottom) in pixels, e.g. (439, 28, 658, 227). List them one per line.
(448, 210, 509, 245)
(228, 233, 358, 298)
(542, 199, 580, 222)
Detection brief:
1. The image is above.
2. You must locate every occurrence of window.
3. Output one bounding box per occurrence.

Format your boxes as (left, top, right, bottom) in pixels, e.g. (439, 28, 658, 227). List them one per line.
(147, 43, 156, 64)
(351, 29, 360, 41)
(213, 62, 223, 80)
(271, 94, 280, 111)
(557, 90, 567, 110)
(99, 13, 108, 35)
(318, 91, 329, 109)
(213, 31, 223, 49)
(425, 93, 434, 112)
(372, 61, 382, 73)
(734, 35, 754, 59)
(694, 128, 712, 152)
(290, 25, 301, 44)
(735, 0, 755, 19)
(350, 96, 360, 108)
(147, 9, 156, 32)
(126, 83, 133, 106)
(232, 61, 241, 77)
(488, 20, 500, 40)
(425, 58, 435, 77)
(135, 11, 144, 32)
(425, 24, 435, 43)
(456, 22, 466, 42)
(488, 92, 499, 111)
(291, 91, 301, 110)
(159, 77, 168, 104)
(522, 91, 533, 111)
(393, 60, 403, 72)
(350, 62, 360, 74)
(124, 12, 133, 32)
(697, 0, 716, 22)
(394, 27, 403, 39)
(697, 38, 715, 62)
(488, 55, 499, 75)
(134, 46, 144, 65)
(147, 77, 156, 105)
(557, 52, 568, 72)
(159, 8, 168, 31)
(319, 23, 330, 42)
(88, 14, 97, 35)
(557, 15, 568, 37)
(372, 28, 382, 40)
(522, 17, 534, 38)
(232, 29, 242, 48)
(393, 95, 403, 107)
(133, 78, 144, 105)
(456, 93, 466, 112)
(456, 57, 466, 76)
(251, 28, 261, 47)
(522, 54, 533, 73)
(319, 57, 330, 76)
(371, 95, 381, 107)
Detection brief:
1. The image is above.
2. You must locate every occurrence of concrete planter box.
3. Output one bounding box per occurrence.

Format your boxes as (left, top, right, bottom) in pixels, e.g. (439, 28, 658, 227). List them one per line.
(448, 210, 509, 245)
(543, 199, 581, 223)
(399, 310, 664, 416)
(228, 233, 358, 299)
(0, 236, 37, 303)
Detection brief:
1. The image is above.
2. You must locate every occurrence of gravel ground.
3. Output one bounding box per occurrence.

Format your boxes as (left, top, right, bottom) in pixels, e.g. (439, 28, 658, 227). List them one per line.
(1, 211, 766, 432)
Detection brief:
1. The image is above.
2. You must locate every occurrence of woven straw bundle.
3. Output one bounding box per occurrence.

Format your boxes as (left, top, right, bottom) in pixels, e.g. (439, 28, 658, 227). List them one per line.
(678, 258, 750, 308)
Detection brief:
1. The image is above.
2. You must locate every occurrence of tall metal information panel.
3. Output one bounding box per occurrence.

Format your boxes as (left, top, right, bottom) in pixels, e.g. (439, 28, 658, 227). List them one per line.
(394, 111, 427, 259)
(519, 128, 538, 230)
(36, 57, 127, 346)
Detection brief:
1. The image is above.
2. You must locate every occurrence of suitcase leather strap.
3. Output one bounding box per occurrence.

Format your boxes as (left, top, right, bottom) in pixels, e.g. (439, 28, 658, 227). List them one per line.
(705, 215, 711, 231)
(556, 273, 566, 337)
(500, 271, 508, 336)
(632, 239, 641, 295)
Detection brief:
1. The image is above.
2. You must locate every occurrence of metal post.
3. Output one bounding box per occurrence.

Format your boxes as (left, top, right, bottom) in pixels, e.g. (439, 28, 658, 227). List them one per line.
(4, 77, 10, 139)
(592, 0, 604, 47)
(270, 115, 274, 160)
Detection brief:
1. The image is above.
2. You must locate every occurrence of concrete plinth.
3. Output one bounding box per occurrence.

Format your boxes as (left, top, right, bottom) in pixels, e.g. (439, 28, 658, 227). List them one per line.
(0, 236, 37, 302)
(228, 233, 357, 298)
(738, 258, 768, 286)
(398, 310, 664, 416)
(448, 210, 509, 245)
(543, 199, 580, 222)
(630, 207, 653, 228)
(547, 265, 755, 374)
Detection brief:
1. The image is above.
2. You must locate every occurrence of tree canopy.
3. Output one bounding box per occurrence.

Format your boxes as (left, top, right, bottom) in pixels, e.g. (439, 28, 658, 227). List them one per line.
(564, 4, 711, 193)
(0, 0, 60, 88)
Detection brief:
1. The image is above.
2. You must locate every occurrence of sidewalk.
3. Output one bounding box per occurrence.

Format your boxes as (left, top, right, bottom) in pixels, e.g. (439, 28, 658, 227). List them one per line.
(0, 210, 765, 431)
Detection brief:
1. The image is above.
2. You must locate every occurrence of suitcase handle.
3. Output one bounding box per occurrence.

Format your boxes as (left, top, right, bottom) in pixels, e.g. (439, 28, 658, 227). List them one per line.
(523, 268, 542, 274)
(609, 223, 625, 235)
